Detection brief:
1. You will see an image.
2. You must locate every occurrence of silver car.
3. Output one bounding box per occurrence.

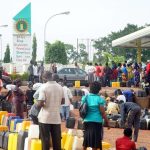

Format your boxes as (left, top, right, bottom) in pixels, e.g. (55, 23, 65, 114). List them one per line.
(57, 67, 88, 85)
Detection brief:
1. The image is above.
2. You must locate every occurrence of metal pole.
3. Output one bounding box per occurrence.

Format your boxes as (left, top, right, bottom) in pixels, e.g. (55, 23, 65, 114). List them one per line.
(77, 38, 79, 62)
(44, 11, 70, 62)
(136, 39, 142, 63)
(87, 39, 90, 61)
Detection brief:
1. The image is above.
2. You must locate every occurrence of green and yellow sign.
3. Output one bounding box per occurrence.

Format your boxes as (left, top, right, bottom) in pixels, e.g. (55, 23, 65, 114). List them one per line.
(13, 3, 31, 64)
(15, 19, 28, 33)
(13, 3, 31, 34)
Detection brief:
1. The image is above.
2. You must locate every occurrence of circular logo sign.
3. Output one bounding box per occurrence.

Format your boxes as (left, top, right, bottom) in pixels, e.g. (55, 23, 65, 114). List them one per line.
(15, 19, 28, 33)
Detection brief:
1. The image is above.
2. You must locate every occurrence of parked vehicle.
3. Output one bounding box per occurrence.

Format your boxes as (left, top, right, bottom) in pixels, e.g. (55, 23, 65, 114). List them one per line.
(57, 67, 88, 86)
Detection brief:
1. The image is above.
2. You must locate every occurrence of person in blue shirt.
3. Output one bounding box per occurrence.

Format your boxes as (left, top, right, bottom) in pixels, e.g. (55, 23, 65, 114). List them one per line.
(122, 89, 136, 102)
(122, 64, 128, 76)
(81, 81, 109, 150)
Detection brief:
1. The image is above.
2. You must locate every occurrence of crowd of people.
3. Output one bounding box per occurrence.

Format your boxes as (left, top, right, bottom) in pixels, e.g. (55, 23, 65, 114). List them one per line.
(80, 81, 144, 150)
(0, 60, 149, 150)
(27, 60, 57, 84)
(85, 60, 150, 91)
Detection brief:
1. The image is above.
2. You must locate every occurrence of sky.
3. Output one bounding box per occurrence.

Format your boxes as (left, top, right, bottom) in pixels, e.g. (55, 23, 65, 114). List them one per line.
(0, 0, 150, 61)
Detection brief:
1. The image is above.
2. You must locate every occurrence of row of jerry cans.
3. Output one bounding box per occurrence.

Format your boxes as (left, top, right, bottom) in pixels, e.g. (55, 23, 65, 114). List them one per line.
(61, 130, 111, 150)
(0, 111, 32, 132)
(1, 116, 31, 132)
(0, 112, 18, 132)
(0, 131, 42, 150)
(0, 124, 41, 150)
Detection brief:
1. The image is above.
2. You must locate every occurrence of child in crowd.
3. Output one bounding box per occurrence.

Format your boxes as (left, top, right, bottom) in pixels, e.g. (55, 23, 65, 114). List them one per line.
(116, 128, 136, 150)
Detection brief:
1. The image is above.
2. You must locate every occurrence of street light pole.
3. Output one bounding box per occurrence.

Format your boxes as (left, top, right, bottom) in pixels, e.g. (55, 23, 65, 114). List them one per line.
(44, 11, 70, 62)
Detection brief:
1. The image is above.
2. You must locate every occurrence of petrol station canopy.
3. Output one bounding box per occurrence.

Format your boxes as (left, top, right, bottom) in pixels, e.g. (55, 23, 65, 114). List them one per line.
(112, 26, 150, 48)
(112, 26, 150, 63)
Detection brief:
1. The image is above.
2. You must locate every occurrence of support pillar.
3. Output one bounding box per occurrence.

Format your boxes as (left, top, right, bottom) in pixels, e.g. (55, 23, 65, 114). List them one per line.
(136, 39, 142, 63)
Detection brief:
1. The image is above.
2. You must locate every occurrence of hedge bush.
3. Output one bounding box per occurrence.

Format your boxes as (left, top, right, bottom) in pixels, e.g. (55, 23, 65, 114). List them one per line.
(10, 72, 29, 81)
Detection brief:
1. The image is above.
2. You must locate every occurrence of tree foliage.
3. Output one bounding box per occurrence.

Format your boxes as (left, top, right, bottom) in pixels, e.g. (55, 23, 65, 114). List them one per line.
(32, 33, 37, 62)
(78, 43, 88, 64)
(3, 44, 10, 63)
(45, 41, 67, 64)
(93, 24, 150, 63)
(65, 44, 78, 63)
(45, 42, 51, 64)
(64, 43, 88, 64)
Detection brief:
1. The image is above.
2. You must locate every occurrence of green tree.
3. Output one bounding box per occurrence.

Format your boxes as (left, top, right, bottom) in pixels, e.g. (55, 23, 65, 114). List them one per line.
(102, 52, 125, 64)
(93, 24, 150, 62)
(65, 44, 76, 63)
(32, 33, 37, 62)
(93, 51, 104, 64)
(64, 44, 80, 63)
(45, 42, 51, 64)
(46, 41, 67, 64)
(3, 44, 10, 63)
(78, 43, 88, 64)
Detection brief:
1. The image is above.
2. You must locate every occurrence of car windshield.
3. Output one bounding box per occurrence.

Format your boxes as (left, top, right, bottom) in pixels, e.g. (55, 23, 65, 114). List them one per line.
(58, 68, 76, 74)
(76, 69, 86, 75)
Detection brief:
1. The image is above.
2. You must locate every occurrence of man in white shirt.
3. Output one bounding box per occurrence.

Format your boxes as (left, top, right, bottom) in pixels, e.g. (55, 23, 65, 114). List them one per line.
(87, 63, 95, 84)
(61, 82, 73, 121)
(37, 71, 64, 150)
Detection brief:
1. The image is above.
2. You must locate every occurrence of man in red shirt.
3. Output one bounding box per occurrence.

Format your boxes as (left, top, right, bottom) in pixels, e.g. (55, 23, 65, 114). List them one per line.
(146, 60, 150, 75)
(95, 63, 101, 81)
(116, 128, 136, 150)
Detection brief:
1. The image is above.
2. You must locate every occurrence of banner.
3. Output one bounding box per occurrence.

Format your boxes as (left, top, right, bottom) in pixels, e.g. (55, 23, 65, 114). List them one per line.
(13, 3, 31, 64)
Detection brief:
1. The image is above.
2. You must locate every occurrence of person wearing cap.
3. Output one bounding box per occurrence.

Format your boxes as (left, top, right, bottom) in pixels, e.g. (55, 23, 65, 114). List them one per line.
(116, 128, 136, 150)
(37, 71, 64, 150)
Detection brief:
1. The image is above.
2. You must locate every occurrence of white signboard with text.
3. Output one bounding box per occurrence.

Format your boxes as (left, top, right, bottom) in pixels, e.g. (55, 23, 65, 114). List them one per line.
(13, 35, 31, 64)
